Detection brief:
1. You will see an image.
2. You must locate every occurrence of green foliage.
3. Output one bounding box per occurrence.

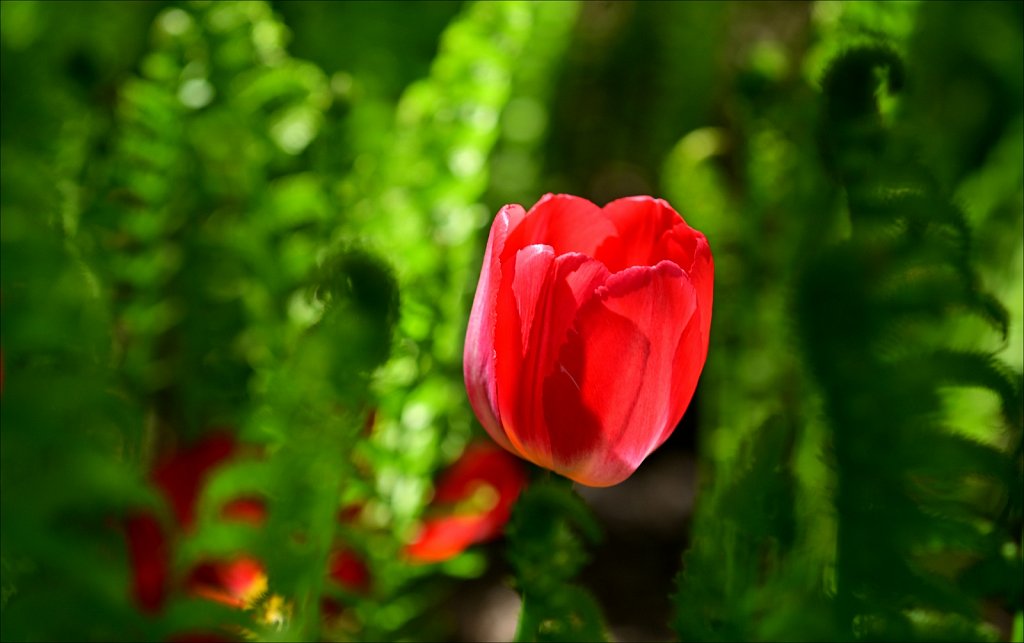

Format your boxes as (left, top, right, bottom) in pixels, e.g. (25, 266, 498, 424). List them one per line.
(672, 417, 821, 642)
(507, 479, 608, 643)
(801, 41, 1022, 640)
(0, 0, 593, 640)
(2, 1, 399, 639)
(670, 3, 1022, 642)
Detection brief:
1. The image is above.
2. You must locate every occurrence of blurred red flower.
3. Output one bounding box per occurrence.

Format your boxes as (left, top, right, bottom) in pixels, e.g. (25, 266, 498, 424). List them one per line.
(328, 548, 372, 593)
(126, 432, 373, 629)
(464, 194, 713, 487)
(187, 556, 267, 609)
(405, 442, 527, 563)
(125, 433, 266, 613)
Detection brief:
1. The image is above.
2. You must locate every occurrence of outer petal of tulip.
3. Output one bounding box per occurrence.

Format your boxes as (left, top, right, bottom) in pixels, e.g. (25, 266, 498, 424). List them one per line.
(598, 195, 713, 343)
(494, 248, 610, 469)
(466, 195, 621, 453)
(501, 193, 617, 261)
(546, 261, 702, 486)
(464, 204, 525, 452)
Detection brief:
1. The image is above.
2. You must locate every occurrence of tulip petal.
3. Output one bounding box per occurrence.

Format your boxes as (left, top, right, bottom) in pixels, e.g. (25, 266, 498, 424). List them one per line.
(600, 194, 714, 355)
(686, 235, 714, 348)
(495, 246, 610, 467)
(658, 306, 706, 447)
(465, 204, 526, 452)
(510, 245, 556, 355)
(596, 196, 702, 274)
(541, 312, 645, 481)
(655, 223, 713, 366)
(503, 194, 617, 262)
(546, 260, 701, 486)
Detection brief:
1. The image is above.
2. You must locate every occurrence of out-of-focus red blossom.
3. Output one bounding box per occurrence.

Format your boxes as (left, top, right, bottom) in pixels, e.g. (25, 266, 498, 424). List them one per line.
(464, 194, 714, 487)
(187, 557, 267, 609)
(337, 502, 364, 525)
(321, 505, 371, 621)
(405, 442, 527, 563)
(150, 433, 237, 530)
(220, 497, 267, 525)
(127, 431, 374, 632)
(126, 433, 268, 613)
(328, 548, 372, 593)
(125, 513, 170, 612)
(319, 540, 373, 624)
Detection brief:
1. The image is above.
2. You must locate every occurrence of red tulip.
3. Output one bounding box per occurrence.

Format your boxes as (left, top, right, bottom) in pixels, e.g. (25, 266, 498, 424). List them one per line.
(125, 513, 170, 612)
(187, 556, 267, 609)
(464, 194, 713, 487)
(128, 432, 378, 633)
(327, 548, 371, 593)
(406, 442, 527, 563)
(126, 433, 268, 613)
(320, 547, 372, 626)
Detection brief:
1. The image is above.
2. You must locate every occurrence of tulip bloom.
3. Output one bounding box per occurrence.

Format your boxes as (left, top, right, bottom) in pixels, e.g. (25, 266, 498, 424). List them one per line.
(464, 194, 713, 487)
(405, 442, 527, 563)
(328, 549, 372, 593)
(187, 557, 268, 609)
(127, 432, 373, 631)
(126, 433, 268, 613)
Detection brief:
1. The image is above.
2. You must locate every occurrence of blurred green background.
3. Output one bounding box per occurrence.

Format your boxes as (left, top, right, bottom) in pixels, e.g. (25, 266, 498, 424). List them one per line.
(1, 1, 1021, 641)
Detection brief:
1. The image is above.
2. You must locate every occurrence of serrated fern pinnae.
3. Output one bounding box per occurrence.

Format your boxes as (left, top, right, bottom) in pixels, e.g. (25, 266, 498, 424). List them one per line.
(799, 44, 1023, 640)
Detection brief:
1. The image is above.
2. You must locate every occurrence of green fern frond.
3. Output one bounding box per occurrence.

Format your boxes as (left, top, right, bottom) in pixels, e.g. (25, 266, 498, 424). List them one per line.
(798, 40, 1023, 640)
